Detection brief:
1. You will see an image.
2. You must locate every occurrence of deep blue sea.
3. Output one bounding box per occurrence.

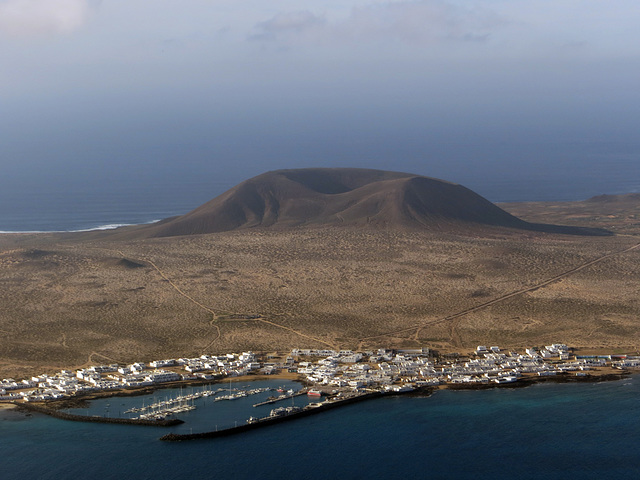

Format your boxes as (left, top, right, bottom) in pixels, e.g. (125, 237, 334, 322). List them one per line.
(0, 178, 236, 233)
(1, 157, 639, 232)
(2, 377, 640, 479)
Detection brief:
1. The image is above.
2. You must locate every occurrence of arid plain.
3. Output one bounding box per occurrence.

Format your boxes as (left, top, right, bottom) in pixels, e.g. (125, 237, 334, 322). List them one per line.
(1, 194, 639, 380)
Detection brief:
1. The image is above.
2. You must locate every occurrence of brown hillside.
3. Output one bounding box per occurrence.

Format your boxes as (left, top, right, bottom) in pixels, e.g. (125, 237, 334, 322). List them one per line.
(117, 168, 611, 238)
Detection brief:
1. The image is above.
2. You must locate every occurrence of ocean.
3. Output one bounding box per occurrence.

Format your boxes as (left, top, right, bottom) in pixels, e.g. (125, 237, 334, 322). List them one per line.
(0, 178, 235, 233)
(2, 377, 640, 479)
(1, 157, 639, 232)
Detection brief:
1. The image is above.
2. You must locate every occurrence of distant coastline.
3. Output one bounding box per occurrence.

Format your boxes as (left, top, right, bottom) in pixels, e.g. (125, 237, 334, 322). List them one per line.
(0, 166, 637, 233)
(0, 219, 162, 235)
(2, 190, 637, 235)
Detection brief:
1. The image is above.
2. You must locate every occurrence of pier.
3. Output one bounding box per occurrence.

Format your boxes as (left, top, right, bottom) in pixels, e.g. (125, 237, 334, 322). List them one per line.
(160, 391, 384, 441)
(124, 387, 223, 419)
(17, 402, 184, 427)
(252, 390, 305, 407)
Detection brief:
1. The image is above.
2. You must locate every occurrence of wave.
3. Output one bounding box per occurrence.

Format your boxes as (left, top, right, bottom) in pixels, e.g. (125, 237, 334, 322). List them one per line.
(69, 220, 161, 232)
(0, 219, 162, 234)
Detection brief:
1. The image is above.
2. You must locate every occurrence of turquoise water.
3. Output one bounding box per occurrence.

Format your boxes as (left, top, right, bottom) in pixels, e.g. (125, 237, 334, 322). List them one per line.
(3, 377, 640, 479)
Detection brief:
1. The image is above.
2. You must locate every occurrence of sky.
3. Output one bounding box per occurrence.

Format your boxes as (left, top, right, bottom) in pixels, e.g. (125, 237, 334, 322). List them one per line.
(1, 0, 639, 205)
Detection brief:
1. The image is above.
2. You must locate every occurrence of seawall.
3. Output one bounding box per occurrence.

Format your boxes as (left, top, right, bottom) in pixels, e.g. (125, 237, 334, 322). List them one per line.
(16, 402, 184, 427)
(160, 391, 387, 441)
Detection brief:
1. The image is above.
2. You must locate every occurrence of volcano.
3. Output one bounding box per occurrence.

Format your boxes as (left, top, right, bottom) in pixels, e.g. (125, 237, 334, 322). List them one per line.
(124, 168, 610, 237)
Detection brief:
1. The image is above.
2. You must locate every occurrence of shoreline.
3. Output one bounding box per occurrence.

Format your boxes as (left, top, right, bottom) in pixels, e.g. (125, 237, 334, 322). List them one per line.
(442, 371, 630, 390)
(3, 367, 633, 409)
(0, 189, 636, 236)
(0, 219, 162, 235)
(159, 371, 631, 442)
(36, 371, 302, 411)
(15, 402, 184, 427)
(8, 369, 632, 434)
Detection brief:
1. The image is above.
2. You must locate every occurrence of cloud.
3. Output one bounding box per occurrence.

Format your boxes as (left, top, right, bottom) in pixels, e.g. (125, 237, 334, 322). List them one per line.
(347, 0, 504, 43)
(0, 0, 96, 36)
(250, 10, 326, 42)
(251, 0, 505, 45)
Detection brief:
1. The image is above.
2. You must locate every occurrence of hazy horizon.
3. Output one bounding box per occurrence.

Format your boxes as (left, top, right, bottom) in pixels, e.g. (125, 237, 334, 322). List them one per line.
(1, 0, 639, 214)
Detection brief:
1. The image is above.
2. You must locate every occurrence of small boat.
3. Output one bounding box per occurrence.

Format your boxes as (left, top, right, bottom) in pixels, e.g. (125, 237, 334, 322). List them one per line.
(307, 389, 322, 397)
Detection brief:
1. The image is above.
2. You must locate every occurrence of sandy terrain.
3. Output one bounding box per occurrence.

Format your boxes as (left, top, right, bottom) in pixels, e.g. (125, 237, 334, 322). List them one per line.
(1, 208, 639, 379)
(500, 194, 640, 235)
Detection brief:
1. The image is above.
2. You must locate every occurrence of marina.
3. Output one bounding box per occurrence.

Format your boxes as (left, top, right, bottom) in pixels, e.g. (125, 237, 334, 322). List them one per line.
(2, 344, 637, 440)
(4, 371, 640, 479)
(252, 389, 305, 407)
(17, 402, 184, 427)
(52, 379, 314, 435)
(122, 386, 275, 420)
(214, 387, 272, 402)
(160, 390, 386, 441)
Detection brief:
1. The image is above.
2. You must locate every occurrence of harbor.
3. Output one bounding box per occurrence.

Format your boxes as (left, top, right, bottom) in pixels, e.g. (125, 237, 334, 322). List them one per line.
(17, 402, 184, 427)
(1, 344, 637, 440)
(123, 386, 275, 420)
(160, 390, 387, 441)
(252, 389, 305, 407)
(5, 372, 640, 479)
(39, 379, 316, 436)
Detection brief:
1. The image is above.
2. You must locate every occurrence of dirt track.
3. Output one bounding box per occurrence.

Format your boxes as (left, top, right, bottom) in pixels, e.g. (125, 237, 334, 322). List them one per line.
(1, 221, 639, 378)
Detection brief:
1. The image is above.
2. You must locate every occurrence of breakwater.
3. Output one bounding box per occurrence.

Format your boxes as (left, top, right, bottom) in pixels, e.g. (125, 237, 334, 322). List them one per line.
(445, 371, 630, 391)
(16, 402, 184, 427)
(252, 390, 306, 407)
(160, 391, 386, 441)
